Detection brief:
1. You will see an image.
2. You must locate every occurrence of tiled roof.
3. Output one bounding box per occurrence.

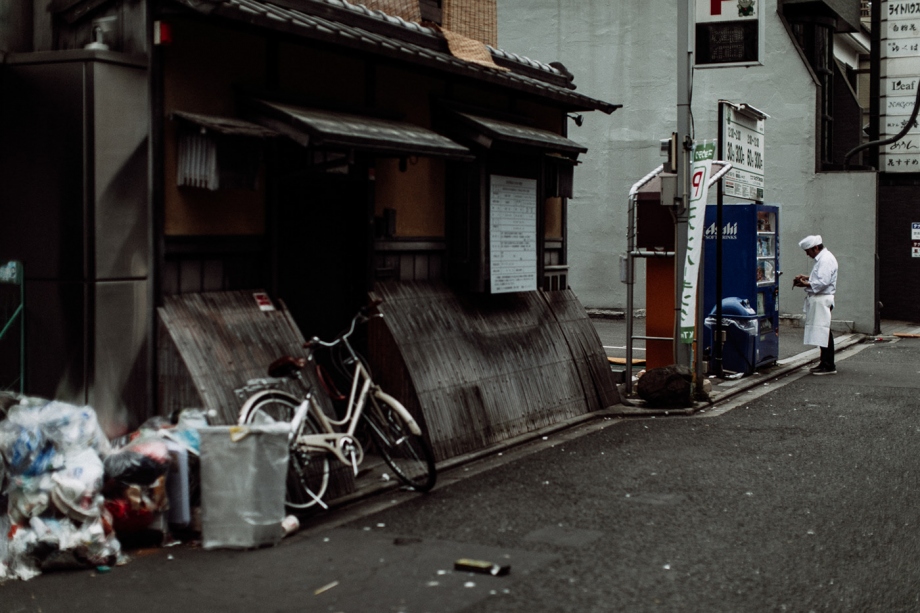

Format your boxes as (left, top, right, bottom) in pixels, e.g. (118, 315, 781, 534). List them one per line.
(173, 0, 620, 113)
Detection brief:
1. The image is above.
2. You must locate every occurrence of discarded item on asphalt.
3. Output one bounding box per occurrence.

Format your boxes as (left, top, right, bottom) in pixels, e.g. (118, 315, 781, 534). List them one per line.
(281, 514, 299, 537)
(314, 580, 339, 595)
(454, 558, 511, 576)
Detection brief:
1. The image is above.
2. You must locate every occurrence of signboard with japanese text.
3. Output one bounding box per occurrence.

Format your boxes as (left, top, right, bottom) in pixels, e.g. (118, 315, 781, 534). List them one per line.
(695, 0, 760, 65)
(721, 104, 765, 201)
(881, 0, 920, 172)
(489, 175, 537, 294)
(679, 142, 717, 344)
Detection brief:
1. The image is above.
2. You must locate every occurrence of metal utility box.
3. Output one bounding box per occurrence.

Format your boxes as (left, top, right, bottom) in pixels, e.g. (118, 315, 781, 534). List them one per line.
(636, 175, 676, 251)
(702, 203, 780, 374)
(0, 51, 150, 428)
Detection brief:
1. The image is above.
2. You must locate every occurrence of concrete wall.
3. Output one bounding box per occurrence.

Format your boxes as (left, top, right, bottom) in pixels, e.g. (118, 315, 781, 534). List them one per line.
(794, 171, 877, 331)
(497, 0, 879, 333)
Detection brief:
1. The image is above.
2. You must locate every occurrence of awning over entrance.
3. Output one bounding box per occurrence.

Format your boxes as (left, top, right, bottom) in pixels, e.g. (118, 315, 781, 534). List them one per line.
(249, 99, 474, 160)
(451, 111, 588, 156)
(171, 111, 278, 139)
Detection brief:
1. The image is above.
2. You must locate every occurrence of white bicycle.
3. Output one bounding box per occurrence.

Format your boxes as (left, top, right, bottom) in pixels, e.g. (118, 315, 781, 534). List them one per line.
(236, 305, 436, 510)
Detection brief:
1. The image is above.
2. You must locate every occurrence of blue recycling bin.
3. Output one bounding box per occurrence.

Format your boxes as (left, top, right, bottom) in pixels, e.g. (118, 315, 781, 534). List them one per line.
(704, 297, 759, 375)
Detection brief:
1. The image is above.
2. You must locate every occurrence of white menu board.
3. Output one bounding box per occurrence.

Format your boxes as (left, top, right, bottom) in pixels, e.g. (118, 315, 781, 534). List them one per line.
(490, 175, 537, 293)
(881, 0, 920, 172)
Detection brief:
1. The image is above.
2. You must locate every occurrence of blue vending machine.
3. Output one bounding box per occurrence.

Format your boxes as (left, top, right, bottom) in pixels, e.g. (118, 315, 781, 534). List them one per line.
(702, 203, 780, 374)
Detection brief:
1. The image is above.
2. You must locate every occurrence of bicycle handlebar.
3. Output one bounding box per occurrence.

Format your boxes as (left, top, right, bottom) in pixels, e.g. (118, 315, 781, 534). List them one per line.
(302, 305, 384, 350)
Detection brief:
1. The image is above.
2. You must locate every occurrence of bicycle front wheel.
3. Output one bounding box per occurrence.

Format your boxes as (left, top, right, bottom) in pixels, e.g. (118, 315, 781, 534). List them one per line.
(363, 393, 436, 492)
(239, 390, 330, 510)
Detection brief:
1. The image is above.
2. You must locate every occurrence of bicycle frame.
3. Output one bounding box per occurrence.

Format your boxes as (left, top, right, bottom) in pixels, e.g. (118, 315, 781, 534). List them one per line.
(241, 307, 426, 485)
(292, 357, 376, 472)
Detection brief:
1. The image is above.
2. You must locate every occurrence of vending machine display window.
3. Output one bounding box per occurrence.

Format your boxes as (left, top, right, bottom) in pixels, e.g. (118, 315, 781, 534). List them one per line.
(756, 259, 775, 285)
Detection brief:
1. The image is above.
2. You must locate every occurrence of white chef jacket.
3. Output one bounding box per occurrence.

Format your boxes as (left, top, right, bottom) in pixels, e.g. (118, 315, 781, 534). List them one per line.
(805, 248, 837, 298)
(803, 248, 838, 347)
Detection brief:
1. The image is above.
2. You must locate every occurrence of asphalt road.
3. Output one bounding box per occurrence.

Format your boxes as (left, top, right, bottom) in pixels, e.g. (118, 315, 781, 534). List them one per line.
(4, 334, 920, 612)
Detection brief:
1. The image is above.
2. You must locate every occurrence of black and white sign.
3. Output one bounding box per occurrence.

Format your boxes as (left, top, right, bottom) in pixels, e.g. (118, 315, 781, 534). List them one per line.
(881, 1, 920, 172)
(490, 175, 537, 294)
(722, 104, 765, 201)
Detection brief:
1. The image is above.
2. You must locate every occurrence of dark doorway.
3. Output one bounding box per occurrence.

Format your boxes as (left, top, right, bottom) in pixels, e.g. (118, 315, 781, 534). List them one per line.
(878, 184, 920, 322)
(275, 163, 372, 340)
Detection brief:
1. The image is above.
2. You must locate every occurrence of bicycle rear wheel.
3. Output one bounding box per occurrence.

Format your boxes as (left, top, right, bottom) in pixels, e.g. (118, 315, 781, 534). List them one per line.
(363, 393, 436, 492)
(239, 390, 330, 510)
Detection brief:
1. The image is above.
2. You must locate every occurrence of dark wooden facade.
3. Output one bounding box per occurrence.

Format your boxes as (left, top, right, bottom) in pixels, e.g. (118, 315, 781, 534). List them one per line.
(0, 0, 621, 457)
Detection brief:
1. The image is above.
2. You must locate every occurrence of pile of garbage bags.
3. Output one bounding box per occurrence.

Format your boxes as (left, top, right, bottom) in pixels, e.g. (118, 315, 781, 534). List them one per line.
(1, 395, 206, 582)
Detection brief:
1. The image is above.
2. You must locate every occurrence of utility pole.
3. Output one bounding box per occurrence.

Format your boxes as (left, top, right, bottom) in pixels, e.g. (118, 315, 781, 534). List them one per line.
(674, 0, 694, 368)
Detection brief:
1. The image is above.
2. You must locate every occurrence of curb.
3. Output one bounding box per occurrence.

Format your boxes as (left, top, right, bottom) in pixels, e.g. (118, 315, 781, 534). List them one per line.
(313, 331, 882, 515)
(603, 332, 866, 417)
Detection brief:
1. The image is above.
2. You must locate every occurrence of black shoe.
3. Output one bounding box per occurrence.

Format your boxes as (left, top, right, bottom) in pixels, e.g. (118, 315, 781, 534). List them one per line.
(809, 364, 825, 372)
(812, 366, 837, 376)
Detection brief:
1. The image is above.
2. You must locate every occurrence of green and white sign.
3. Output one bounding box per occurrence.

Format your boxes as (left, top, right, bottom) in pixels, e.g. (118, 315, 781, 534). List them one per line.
(679, 142, 717, 344)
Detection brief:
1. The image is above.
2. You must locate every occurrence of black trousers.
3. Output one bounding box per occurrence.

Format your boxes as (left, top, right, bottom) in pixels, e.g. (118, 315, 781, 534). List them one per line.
(821, 330, 835, 369)
(820, 304, 835, 369)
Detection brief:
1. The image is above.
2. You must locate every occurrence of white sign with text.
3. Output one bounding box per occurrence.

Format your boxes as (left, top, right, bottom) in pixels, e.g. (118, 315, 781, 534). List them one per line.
(881, 0, 920, 172)
(722, 105, 765, 201)
(490, 175, 537, 294)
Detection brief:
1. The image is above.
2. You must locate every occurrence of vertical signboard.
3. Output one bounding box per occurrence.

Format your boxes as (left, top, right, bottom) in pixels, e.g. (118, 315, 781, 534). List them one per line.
(721, 103, 765, 201)
(679, 142, 717, 343)
(881, 0, 920, 172)
(490, 175, 537, 294)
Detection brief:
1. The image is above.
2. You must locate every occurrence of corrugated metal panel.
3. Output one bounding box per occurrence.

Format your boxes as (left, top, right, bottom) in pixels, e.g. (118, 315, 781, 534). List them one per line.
(370, 281, 619, 460)
(158, 291, 308, 424)
(157, 290, 354, 498)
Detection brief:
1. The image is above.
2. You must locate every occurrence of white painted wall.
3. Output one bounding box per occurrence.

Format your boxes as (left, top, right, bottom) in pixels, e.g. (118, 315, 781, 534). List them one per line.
(498, 0, 878, 333)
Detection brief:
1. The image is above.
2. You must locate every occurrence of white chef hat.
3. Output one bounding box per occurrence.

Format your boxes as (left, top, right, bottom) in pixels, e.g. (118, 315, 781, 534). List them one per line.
(798, 235, 822, 250)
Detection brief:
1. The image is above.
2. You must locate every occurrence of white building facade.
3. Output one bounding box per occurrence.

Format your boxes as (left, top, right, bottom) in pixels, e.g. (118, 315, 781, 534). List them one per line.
(498, 0, 878, 333)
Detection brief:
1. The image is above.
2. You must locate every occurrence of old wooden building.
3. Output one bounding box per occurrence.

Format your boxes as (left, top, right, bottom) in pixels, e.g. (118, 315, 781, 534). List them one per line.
(0, 0, 621, 464)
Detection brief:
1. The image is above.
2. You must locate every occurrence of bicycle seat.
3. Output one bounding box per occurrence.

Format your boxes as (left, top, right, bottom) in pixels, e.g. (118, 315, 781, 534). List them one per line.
(267, 355, 307, 378)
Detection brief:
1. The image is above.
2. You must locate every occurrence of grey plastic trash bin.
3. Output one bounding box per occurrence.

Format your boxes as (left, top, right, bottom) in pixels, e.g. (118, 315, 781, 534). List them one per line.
(199, 423, 289, 549)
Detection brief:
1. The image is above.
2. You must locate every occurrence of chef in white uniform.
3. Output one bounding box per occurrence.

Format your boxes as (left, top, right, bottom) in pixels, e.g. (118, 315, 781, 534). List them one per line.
(793, 235, 838, 375)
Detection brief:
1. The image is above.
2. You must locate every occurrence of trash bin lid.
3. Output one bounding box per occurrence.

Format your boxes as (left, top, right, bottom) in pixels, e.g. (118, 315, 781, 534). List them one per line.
(710, 297, 756, 317)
